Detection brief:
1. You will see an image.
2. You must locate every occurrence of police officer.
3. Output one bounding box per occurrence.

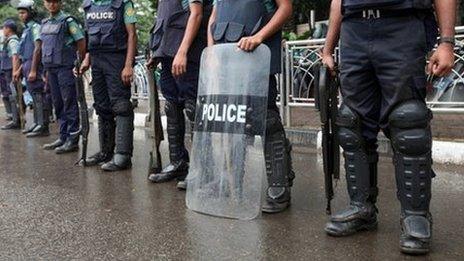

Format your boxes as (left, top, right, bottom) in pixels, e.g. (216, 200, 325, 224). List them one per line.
(15, 0, 50, 137)
(0, 20, 21, 130)
(0, 29, 12, 121)
(322, 0, 455, 255)
(79, 0, 137, 171)
(146, 0, 212, 188)
(41, 0, 86, 153)
(207, 0, 294, 213)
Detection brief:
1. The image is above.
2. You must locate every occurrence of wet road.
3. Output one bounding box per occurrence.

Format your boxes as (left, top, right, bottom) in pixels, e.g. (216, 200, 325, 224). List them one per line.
(0, 120, 463, 260)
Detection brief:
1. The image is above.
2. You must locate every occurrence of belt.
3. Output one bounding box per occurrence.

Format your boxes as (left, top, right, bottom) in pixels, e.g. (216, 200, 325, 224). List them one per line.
(345, 8, 419, 19)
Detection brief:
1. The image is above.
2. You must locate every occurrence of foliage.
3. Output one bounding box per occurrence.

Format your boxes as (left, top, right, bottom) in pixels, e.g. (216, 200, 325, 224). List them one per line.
(282, 30, 311, 41)
(1, 0, 156, 52)
(0, 4, 20, 27)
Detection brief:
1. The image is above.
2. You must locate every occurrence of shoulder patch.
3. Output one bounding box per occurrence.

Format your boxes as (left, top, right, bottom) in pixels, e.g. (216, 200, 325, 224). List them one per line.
(126, 6, 135, 16)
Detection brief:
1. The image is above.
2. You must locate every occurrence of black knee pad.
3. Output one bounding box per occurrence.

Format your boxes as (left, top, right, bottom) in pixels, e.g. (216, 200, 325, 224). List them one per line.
(265, 109, 284, 136)
(112, 100, 133, 117)
(164, 100, 183, 118)
(184, 99, 196, 122)
(337, 104, 364, 151)
(389, 100, 432, 156)
(93, 104, 113, 119)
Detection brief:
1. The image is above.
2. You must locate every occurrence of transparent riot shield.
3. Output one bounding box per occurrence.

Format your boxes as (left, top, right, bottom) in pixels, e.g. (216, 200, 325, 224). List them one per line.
(186, 43, 271, 220)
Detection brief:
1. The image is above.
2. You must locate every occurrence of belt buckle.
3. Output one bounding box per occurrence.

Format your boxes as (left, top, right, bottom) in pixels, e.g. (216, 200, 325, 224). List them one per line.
(362, 9, 380, 19)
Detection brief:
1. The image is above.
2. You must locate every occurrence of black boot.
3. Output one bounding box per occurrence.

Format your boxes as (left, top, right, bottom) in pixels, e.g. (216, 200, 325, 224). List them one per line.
(27, 93, 50, 137)
(1, 95, 20, 130)
(55, 135, 79, 154)
(325, 105, 378, 236)
(262, 110, 294, 213)
(394, 145, 433, 255)
(325, 151, 379, 236)
(399, 212, 432, 255)
(389, 101, 433, 255)
(101, 114, 133, 171)
(149, 101, 188, 182)
(262, 133, 294, 213)
(86, 117, 115, 166)
(2, 96, 12, 120)
(43, 138, 65, 150)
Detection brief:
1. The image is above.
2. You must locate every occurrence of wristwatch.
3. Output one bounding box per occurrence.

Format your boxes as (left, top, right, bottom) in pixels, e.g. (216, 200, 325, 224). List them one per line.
(438, 36, 455, 46)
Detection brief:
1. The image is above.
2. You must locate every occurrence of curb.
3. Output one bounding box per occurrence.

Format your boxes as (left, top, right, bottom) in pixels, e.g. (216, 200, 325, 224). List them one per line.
(134, 112, 464, 165)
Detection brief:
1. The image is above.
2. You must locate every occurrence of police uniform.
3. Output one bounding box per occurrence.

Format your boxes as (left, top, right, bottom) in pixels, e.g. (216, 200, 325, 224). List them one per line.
(0, 25, 21, 130)
(19, 20, 50, 137)
(210, 0, 294, 213)
(82, 0, 136, 171)
(0, 33, 12, 121)
(40, 11, 83, 153)
(148, 0, 212, 183)
(324, 0, 436, 254)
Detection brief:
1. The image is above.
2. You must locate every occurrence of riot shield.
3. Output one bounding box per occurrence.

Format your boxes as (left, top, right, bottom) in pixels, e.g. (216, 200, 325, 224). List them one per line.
(186, 43, 271, 220)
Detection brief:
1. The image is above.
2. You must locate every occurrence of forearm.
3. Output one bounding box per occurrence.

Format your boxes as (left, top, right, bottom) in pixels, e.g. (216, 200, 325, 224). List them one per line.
(323, 0, 342, 55)
(12, 55, 21, 74)
(434, 0, 456, 38)
(178, 4, 203, 54)
(31, 42, 42, 73)
(76, 39, 87, 61)
(207, 7, 217, 46)
(255, 0, 292, 41)
(84, 52, 91, 65)
(125, 26, 137, 68)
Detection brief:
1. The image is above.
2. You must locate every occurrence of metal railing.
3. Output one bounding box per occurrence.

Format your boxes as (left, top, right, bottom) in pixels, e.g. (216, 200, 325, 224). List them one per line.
(281, 30, 464, 127)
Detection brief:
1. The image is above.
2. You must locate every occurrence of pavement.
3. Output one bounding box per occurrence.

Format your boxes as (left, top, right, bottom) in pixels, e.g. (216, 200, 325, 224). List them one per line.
(0, 115, 463, 260)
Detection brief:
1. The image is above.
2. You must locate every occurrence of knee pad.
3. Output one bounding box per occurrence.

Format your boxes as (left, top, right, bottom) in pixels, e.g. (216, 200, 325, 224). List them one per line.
(336, 104, 364, 152)
(265, 109, 284, 136)
(111, 100, 133, 117)
(164, 100, 183, 118)
(184, 99, 196, 122)
(389, 100, 432, 156)
(93, 104, 113, 120)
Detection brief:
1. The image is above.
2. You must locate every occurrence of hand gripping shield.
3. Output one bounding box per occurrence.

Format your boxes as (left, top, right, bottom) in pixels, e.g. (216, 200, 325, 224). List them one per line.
(186, 43, 271, 220)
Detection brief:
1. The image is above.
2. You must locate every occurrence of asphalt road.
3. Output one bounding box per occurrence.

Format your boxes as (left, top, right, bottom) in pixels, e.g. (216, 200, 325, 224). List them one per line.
(0, 118, 463, 260)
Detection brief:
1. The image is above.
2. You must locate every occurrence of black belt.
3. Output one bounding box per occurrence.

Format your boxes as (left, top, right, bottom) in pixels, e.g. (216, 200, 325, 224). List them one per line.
(345, 8, 419, 19)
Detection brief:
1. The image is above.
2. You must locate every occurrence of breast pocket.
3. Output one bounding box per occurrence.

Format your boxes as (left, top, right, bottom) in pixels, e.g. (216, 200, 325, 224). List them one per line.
(42, 46, 54, 65)
(100, 25, 115, 46)
(88, 27, 102, 47)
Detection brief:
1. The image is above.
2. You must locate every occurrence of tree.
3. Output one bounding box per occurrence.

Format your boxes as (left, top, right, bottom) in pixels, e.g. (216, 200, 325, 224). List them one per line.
(285, 0, 330, 34)
(1, 0, 156, 53)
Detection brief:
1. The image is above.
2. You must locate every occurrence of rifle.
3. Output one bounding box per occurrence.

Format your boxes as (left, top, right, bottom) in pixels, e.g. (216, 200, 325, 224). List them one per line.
(15, 81, 25, 129)
(74, 53, 90, 166)
(146, 51, 164, 176)
(314, 63, 340, 215)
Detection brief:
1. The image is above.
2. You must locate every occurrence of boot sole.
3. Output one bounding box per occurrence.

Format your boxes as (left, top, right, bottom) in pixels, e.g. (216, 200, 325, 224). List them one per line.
(149, 172, 187, 183)
(262, 201, 291, 214)
(26, 133, 50, 138)
(400, 246, 430, 255)
(101, 164, 132, 172)
(325, 221, 378, 237)
(55, 148, 79, 154)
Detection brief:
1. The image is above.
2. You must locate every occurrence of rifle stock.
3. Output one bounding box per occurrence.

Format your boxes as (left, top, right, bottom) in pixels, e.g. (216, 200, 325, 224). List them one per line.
(16, 81, 25, 129)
